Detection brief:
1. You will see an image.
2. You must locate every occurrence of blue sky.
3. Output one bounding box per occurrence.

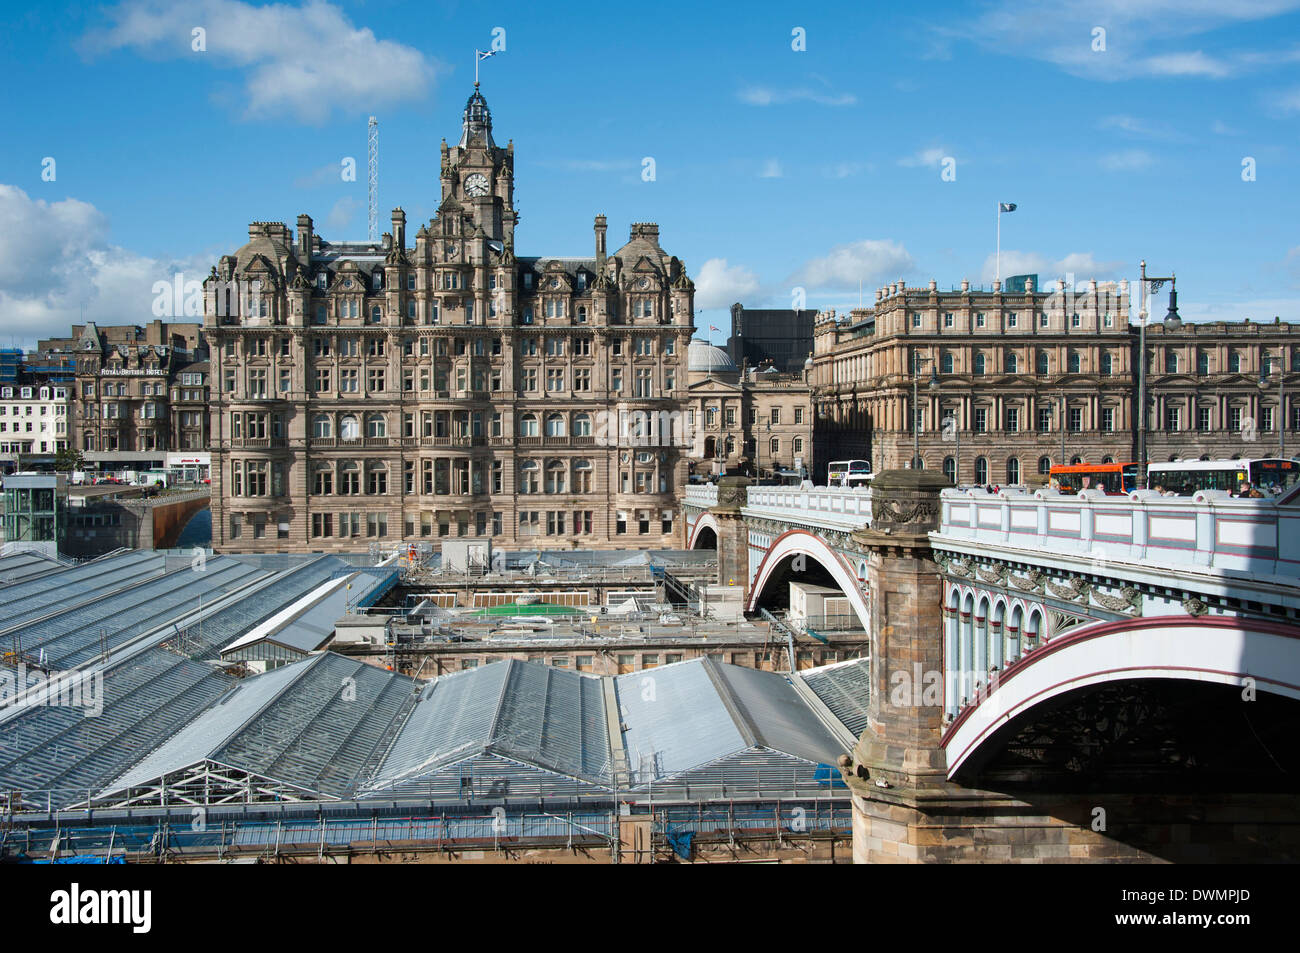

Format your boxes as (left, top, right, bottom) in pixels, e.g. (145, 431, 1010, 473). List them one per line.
(1, 0, 1298, 347)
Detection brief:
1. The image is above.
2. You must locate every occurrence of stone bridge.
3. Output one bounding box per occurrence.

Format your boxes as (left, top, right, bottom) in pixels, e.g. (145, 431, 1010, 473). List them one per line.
(683, 475, 1300, 862)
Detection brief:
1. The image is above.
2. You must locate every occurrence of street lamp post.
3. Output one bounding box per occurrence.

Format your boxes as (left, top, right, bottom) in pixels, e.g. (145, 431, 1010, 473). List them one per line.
(1259, 356, 1286, 458)
(942, 411, 961, 486)
(1137, 261, 1175, 488)
(911, 354, 939, 469)
(1059, 390, 1067, 465)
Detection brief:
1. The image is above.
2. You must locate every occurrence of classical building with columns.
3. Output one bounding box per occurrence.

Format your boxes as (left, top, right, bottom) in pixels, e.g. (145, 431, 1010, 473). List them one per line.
(203, 85, 695, 552)
(812, 277, 1298, 485)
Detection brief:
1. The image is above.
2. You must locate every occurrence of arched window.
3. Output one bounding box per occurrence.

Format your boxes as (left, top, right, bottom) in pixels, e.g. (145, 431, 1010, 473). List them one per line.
(974, 456, 988, 485)
(973, 353, 985, 376)
(577, 306, 588, 323)
(1037, 455, 1051, 475)
(545, 413, 566, 438)
(339, 460, 360, 495)
(1005, 351, 1018, 373)
(1100, 351, 1113, 375)
(1036, 351, 1049, 375)
(724, 436, 736, 456)
(943, 457, 956, 484)
(573, 459, 593, 493)
(312, 414, 332, 438)
(704, 436, 716, 458)
(1067, 351, 1081, 373)
(1071, 455, 1083, 465)
(941, 352, 954, 374)
(519, 414, 538, 437)
(340, 415, 359, 440)
(545, 460, 567, 494)
(365, 413, 386, 438)
(1102, 455, 1114, 464)
(770, 436, 780, 455)
(1006, 457, 1020, 485)
(519, 460, 540, 493)
(573, 413, 592, 437)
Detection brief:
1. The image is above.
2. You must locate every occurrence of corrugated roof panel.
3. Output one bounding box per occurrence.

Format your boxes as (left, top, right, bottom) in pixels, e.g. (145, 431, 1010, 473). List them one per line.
(799, 658, 871, 736)
(615, 659, 746, 782)
(368, 662, 509, 788)
(710, 663, 843, 765)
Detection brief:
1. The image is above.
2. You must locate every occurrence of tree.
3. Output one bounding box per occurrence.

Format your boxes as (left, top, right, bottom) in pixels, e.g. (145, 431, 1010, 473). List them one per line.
(53, 448, 84, 472)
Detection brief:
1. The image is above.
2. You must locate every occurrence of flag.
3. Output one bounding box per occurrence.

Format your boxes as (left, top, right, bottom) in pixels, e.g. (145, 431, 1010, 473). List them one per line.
(999, 202, 1017, 212)
(709, 325, 721, 332)
(476, 50, 496, 61)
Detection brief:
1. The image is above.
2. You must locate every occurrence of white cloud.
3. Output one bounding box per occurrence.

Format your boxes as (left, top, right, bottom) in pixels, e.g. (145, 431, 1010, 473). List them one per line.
(80, 0, 438, 123)
(1211, 118, 1240, 134)
(758, 159, 783, 179)
(1100, 149, 1156, 171)
(898, 147, 953, 168)
(980, 249, 1127, 284)
(1141, 50, 1232, 77)
(952, 0, 1300, 82)
(0, 185, 215, 345)
(695, 258, 761, 310)
(790, 240, 915, 292)
(825, 160, 873, 178)
(737, 86, 856, 107)
(1271, 86, 1300, 113)
(325, 195, 363, 231)
(1098, 114, 1185, 140)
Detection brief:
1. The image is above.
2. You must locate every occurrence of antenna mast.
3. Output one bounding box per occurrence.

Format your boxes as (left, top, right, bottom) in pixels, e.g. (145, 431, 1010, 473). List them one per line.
(368, 116, 379, 243)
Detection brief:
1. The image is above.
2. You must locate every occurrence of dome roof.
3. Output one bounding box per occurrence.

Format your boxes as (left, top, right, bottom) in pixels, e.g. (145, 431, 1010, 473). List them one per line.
(688, 339, 738, 373)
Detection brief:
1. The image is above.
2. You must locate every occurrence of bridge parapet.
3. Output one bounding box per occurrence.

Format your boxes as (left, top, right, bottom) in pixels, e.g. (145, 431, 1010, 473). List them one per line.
(743, 485, 873, 531)
(684, 484, 719, 510)
(936, 486, 1300, 581)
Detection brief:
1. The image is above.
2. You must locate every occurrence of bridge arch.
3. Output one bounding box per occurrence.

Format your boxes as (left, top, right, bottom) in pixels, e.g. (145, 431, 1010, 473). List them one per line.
(943, 615, 1300, 779)
(687, 512, 720, 550)
(746, 529, 871, 632)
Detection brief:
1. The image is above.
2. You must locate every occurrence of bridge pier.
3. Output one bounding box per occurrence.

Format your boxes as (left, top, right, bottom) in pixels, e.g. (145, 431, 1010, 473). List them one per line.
(710, 475, 750, 596)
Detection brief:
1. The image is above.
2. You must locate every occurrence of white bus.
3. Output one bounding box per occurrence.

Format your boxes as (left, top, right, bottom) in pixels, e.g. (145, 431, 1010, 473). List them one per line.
(1146, 457, 1300, 496)
(827, 459, 873, 487)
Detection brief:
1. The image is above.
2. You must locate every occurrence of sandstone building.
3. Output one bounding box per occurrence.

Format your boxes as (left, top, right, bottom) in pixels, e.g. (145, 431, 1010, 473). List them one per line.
(812, 278, 1298, 484)
(203, 86, 695, 552)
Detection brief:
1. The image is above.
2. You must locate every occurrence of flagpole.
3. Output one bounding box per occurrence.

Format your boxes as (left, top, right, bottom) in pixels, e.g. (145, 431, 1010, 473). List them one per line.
(996, 202, 1001, 286)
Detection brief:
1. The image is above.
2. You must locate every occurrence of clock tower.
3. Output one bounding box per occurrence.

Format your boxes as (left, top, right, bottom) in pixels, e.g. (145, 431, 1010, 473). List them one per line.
(439, 84, 516, 245)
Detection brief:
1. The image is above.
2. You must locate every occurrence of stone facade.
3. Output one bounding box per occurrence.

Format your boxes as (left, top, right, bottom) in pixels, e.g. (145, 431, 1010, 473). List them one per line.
(37, 320, 207, 463)
(813, 278, 1299, 485)
(203, 86, 695, 552)
(686, 342, 814, 482)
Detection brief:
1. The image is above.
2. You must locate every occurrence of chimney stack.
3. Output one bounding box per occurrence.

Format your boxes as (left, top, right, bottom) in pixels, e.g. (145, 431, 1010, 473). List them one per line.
(594, 214, 607, 260)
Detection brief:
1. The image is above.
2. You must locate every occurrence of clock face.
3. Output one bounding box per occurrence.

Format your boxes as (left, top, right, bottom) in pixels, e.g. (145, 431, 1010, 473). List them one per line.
(465, 173, 490, 197)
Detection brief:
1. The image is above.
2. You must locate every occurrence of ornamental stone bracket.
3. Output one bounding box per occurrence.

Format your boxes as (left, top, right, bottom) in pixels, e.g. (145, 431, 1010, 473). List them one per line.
(1091, 585, 1143, 616)
(1046, 576, 1091, 604)
(1183, 596, 1210, 617)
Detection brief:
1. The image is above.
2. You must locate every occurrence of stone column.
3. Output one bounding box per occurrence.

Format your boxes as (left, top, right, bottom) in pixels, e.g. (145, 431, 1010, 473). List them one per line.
(709, 474, 750, 594)
(840, 468, 953, 862)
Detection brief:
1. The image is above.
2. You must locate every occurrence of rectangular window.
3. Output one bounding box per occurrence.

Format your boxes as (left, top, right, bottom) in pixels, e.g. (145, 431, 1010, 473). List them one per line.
(1004, 407, 1019, 432)
(1230, 406, 1243, 432)
(974, 408, 987, 433)
(1102, 407, 1115, 432)
(1068, 407, 1083, 432)
(340, 369, 359, 392)
(1164, 406, 1180, 432)
(1038, 407, 1052, 432)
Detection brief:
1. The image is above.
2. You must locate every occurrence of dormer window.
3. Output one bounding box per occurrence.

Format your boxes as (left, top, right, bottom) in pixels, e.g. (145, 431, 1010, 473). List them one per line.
(523, 272, 534, 290)
(317, 273, 327, 289)
(372, 272, 382, 290)
(577, 272, 587, 291)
